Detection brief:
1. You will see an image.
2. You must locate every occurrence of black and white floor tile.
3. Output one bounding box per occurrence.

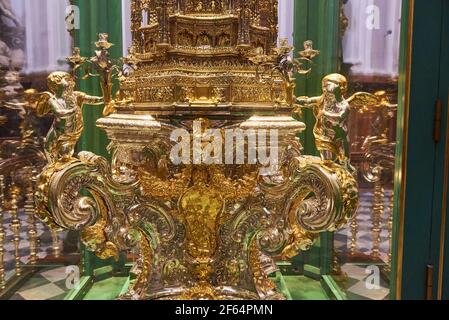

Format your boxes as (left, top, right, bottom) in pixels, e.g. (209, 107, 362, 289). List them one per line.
(1, 209, 63, 282)
(9, 267, 70, 300)
(334, 189, 393, 300)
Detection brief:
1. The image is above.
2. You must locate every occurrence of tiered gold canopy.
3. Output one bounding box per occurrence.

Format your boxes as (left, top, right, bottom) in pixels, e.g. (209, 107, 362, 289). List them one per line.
(121, 0, 290, 116)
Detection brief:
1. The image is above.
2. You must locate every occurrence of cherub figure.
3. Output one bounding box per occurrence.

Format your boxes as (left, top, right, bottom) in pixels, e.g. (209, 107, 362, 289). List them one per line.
(37, 71, 103, 163)
(294, 73, 381, 165)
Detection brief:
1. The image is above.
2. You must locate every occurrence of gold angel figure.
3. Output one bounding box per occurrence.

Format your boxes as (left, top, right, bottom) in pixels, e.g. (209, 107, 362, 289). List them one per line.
(294, 73, 381, 164)
(37, 71, 103, 163)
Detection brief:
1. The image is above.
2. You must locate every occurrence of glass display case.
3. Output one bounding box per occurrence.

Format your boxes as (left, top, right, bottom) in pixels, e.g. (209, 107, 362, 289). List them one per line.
(333, 0, 402, 300)
(0, 0, 438, 301)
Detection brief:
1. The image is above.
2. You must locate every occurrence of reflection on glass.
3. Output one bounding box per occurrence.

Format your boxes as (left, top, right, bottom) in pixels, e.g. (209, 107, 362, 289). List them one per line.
(332, 0, 403, 300)
(0, 0, 406, 301)
(0, 0, 76, 289)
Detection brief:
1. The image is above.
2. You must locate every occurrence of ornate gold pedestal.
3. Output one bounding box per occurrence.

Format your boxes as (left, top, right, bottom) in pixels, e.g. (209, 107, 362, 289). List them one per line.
(37, 115, 357, 300)
(35, 0, 361, 300)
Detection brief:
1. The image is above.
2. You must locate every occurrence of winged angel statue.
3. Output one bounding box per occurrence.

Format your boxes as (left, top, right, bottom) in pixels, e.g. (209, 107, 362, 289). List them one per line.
(294, 73, 384, 167)
(35, 72, 103, 163)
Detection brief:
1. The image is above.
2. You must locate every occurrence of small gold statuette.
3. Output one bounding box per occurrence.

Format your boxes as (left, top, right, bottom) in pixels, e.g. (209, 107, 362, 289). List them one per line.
(36, 72, 103, 163)
(294, 73, 383, 166)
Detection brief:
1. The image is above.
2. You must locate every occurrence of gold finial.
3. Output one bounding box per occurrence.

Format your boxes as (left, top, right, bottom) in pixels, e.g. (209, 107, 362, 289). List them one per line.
(299, 40, 320, 60)
(10, 184, 22, 276)
(66, 47, 87, 73)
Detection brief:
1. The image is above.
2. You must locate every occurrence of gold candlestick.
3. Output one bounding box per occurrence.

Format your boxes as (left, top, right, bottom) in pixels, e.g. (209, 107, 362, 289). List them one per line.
(387, 190, 394, 269)
(10, 184, 22, 276)
(25, 168, 38, 265)
(371, 177, 384, 259)
(350, 215, 358, 256)
(51, 230, 60, 259)
(0, 175, 6, 289)
(332, 248, 343, 275)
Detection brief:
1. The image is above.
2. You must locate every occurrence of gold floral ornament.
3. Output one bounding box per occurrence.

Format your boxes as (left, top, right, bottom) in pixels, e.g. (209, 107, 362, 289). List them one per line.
(299, 40, 320, 60)
(250, 39, 320, 106)
(66, 33, 139, 117)
(66, 47, 87, 75)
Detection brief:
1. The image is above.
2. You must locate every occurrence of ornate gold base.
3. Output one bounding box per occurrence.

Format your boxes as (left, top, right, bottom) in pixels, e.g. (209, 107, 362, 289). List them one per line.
(119, 285, 284, 301)
(36, 115, 358, 300)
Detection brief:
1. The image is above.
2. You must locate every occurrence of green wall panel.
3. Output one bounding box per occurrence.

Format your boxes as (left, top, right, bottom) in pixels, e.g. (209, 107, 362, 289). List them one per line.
(72, 0, 124, 276)
(393, 0, 444, 300)
(431, 0, 449, 301)
(73, 0, 123, 158)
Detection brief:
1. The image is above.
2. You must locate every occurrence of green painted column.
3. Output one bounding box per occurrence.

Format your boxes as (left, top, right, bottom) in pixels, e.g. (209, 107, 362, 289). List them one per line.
(73, 0, 123, 158)
(293, 0, 341, 277)
(72, 0, 124, 276)
(294, 0, 341, 156)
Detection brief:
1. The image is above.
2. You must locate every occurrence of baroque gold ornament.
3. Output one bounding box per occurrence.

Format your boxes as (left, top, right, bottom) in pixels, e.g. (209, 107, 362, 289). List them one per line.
(36, 0, 365, 300)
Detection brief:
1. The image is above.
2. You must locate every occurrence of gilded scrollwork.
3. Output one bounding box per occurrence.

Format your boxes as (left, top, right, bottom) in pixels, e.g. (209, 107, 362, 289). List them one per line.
(35, 151, 142, 262)
(37, 123, 359, 300)
(257, 154, 358, 261)
(248, 240, 277, 298)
